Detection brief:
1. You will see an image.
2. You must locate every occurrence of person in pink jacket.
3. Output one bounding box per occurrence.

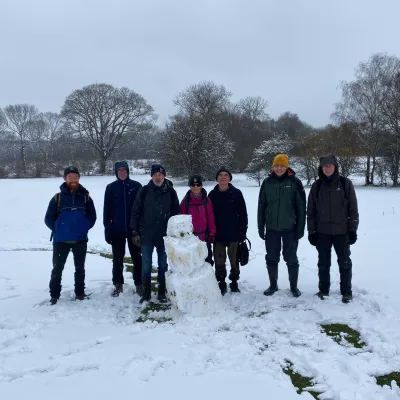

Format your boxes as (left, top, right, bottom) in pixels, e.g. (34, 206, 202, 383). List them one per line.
(180, 175, 216, 265)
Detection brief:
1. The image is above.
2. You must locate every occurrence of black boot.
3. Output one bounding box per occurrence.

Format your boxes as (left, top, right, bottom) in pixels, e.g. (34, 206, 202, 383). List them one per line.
(230, 281, 240, 293)
(157, 280, 168, 303)
(140, 278, 151, 303)
(264, 264, 278, 296)
(218, 281, 227, 296)
(288, 265, 301, 298)
(112, 283, 123, 297)
(50, 297, 58, 305)
(342, 294, 353, 304)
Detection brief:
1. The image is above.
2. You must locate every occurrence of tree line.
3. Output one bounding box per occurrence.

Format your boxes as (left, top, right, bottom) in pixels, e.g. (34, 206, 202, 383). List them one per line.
(1, 52, 399, 186)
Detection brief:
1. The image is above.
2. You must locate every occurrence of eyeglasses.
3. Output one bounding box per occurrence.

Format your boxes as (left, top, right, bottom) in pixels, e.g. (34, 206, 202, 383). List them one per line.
(191, 183, 201, 187)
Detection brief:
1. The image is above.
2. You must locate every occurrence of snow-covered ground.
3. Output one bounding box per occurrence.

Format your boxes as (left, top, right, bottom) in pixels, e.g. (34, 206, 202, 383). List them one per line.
(0, 174, 400, 399)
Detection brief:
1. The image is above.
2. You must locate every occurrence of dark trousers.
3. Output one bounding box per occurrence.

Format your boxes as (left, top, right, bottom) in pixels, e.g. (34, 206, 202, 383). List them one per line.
(111, 232, 142, 286)
(265, 230, 299, 287)
(141, 242, 168, 282)
(205, 242, 214, 266)
(214, 242, 239, 282)
(49, 241, 87, 298)
(317, 234, 352, 296)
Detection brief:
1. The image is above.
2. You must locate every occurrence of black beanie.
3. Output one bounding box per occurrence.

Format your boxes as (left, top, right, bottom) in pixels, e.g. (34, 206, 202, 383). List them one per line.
(151, 164, 166, 177)
(215, 167, 232, 181)
(64, 166, 80, 177)
(188, 174, 203, 186)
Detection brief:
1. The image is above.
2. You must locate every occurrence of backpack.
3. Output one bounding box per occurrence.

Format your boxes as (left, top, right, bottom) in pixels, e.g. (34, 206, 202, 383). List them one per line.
(315, 176, 349, 200)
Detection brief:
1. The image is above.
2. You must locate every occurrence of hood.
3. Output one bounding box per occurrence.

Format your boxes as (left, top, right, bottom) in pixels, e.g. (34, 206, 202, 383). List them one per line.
(60, 182, 88, 195)
(318, 165, 339, 181)
(114, 161, 130, 179)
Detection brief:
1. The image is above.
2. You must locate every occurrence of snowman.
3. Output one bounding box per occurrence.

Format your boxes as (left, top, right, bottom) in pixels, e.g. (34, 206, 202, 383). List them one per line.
(164, 214, 223, 316)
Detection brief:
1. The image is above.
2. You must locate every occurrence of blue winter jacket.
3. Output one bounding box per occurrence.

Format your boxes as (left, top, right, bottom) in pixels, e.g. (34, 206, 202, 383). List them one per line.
(44, 183, 97, 244)
(103, 162, 142, 235)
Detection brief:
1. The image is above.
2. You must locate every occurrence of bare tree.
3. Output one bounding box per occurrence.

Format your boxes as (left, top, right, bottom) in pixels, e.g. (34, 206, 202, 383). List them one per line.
(0, 108, 7, 131)
(4, 104, 38, 174)
(174, 81, 231, 119)
(380, 66, 400, 186)
(332, 53, 391, 185)
(61, 83, 155, 174)
(235, 96, 269, 121)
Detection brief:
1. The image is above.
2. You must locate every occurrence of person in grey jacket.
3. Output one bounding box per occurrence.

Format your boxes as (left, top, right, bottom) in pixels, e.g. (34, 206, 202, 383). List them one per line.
(130, 164, 180, 304)
(307, 155, 359, 303)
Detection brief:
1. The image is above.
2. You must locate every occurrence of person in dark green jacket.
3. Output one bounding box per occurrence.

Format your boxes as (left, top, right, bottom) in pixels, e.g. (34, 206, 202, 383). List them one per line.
(257, 154, 306, 297)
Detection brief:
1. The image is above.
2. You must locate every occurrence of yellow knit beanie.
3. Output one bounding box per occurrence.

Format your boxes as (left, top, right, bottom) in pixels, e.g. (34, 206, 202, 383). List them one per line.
(272, 154, 289, 168)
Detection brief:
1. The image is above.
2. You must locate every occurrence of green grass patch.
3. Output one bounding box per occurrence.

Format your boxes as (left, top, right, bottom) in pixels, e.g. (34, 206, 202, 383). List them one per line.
(320, 324, 366, 348)
(376, 372, 400, 387)
(99, 252, 113, 260)
(283, 361, 321, 399)
(136, 302, 172, 323)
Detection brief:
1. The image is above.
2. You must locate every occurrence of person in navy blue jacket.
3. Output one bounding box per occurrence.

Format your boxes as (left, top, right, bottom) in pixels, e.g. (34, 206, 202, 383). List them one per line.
(103, 161, 143, 297)
(44, 166, 97, 304)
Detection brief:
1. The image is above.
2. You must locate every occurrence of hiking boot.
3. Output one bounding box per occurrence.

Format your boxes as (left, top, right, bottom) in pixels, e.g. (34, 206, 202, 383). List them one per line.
(76, 293, 90, 301)
(135, 284, 144, 297)
(290, 287, 301, 298)
(342, 294, 353, 304)
(140, 278, 151, 304)
(315, 291, 329, 299)
(50, 297, 58, 305)
(157, 281, 168, 303)
(263, 286, 278, 296)
(111, 283, 123, 297)
(218, 281, 227, 296)
(230, 281, 241, 293)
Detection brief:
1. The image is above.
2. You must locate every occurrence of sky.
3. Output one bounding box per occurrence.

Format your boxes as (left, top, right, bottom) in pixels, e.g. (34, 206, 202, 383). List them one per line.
(1, 0, 400, 128)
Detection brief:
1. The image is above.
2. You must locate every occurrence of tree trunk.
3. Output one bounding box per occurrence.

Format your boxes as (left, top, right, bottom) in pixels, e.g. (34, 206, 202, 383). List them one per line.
(365, 155, 371, 185)
(99, 154, 107, 174)
(20, 139, 26, 174)
(370, 155, 377, 185)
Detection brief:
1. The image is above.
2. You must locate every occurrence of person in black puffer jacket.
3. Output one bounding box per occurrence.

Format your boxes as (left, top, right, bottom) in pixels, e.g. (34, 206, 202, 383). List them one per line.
(103, 161, 143, 297)
(307, 155, 359, 304)
(130, 164, 180, 304)
(208, 167, 248, 295)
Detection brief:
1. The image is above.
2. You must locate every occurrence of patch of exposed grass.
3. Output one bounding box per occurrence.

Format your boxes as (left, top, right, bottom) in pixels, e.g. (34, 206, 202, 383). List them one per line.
(283, 361, 321, 399)
(99, 252, 113, 260)
(136, 302, 172, 323)
(376, 372, 400, 387)
(320, 324, 366, 348)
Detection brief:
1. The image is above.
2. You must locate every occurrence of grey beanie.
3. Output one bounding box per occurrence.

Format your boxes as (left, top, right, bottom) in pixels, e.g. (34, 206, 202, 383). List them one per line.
(320, 155, 338, 167)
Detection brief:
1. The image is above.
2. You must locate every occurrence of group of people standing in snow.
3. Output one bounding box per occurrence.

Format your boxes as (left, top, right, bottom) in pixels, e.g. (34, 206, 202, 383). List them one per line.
(44, 153, 359, 306)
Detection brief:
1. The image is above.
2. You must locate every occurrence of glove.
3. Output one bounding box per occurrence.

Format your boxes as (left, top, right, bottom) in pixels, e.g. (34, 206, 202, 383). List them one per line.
(105, 228, 112, 245)
(132, 232, 141, 247)
(348, 232, 357, 245)
(296, 230, 304, 240)
(239, 233, 246, 243)
(308, 232, 318, 246)
(207, 235, 215, 244)
(258, 228, 265, 240)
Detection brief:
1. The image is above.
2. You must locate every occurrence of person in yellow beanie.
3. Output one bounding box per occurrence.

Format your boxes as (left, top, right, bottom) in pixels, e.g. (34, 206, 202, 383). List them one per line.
(257, 154, 306, 297)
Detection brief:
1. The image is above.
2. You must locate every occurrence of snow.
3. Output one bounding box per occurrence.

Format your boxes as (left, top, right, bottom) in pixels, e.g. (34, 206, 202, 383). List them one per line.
(0, 174, 400, 399)
(164, 215, 223, 316)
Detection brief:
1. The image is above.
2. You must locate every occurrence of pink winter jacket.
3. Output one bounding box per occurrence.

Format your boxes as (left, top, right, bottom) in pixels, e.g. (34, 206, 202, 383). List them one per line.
(179, 189, 216, 241)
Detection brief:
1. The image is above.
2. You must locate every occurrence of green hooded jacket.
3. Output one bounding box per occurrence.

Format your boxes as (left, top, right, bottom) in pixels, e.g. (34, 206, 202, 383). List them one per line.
(257, 168, 306, 238)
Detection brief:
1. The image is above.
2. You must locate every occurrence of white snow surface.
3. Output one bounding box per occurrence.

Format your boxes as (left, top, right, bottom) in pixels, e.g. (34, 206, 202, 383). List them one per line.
(0, 174, 400, 399)
(165, 215, 224, 316)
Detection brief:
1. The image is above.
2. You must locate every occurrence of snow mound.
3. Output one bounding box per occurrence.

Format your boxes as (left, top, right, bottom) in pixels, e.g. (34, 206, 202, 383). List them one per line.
(167, 214, 193, 238)
(164, 215, 223, 316)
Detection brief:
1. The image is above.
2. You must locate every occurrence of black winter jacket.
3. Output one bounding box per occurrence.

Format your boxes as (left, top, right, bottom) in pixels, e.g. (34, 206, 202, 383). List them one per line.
(307, 168, 359, 235)
(130, 179, 180, 246)
(208, 184, 248, 243)
(103, 163, 142, 234)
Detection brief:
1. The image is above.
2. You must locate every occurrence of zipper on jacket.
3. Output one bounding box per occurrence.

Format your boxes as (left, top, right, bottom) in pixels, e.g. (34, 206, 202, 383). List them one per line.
(276, 182, 280, 229)
(123, 181, 127, 232)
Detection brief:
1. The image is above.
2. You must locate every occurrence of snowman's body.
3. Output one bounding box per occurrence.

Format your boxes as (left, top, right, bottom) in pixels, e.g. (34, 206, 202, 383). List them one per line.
(164, 215, 223, 316)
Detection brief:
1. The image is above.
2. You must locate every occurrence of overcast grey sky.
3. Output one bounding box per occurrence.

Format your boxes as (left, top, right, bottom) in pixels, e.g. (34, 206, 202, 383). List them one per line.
(1, 0, 400, 127)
